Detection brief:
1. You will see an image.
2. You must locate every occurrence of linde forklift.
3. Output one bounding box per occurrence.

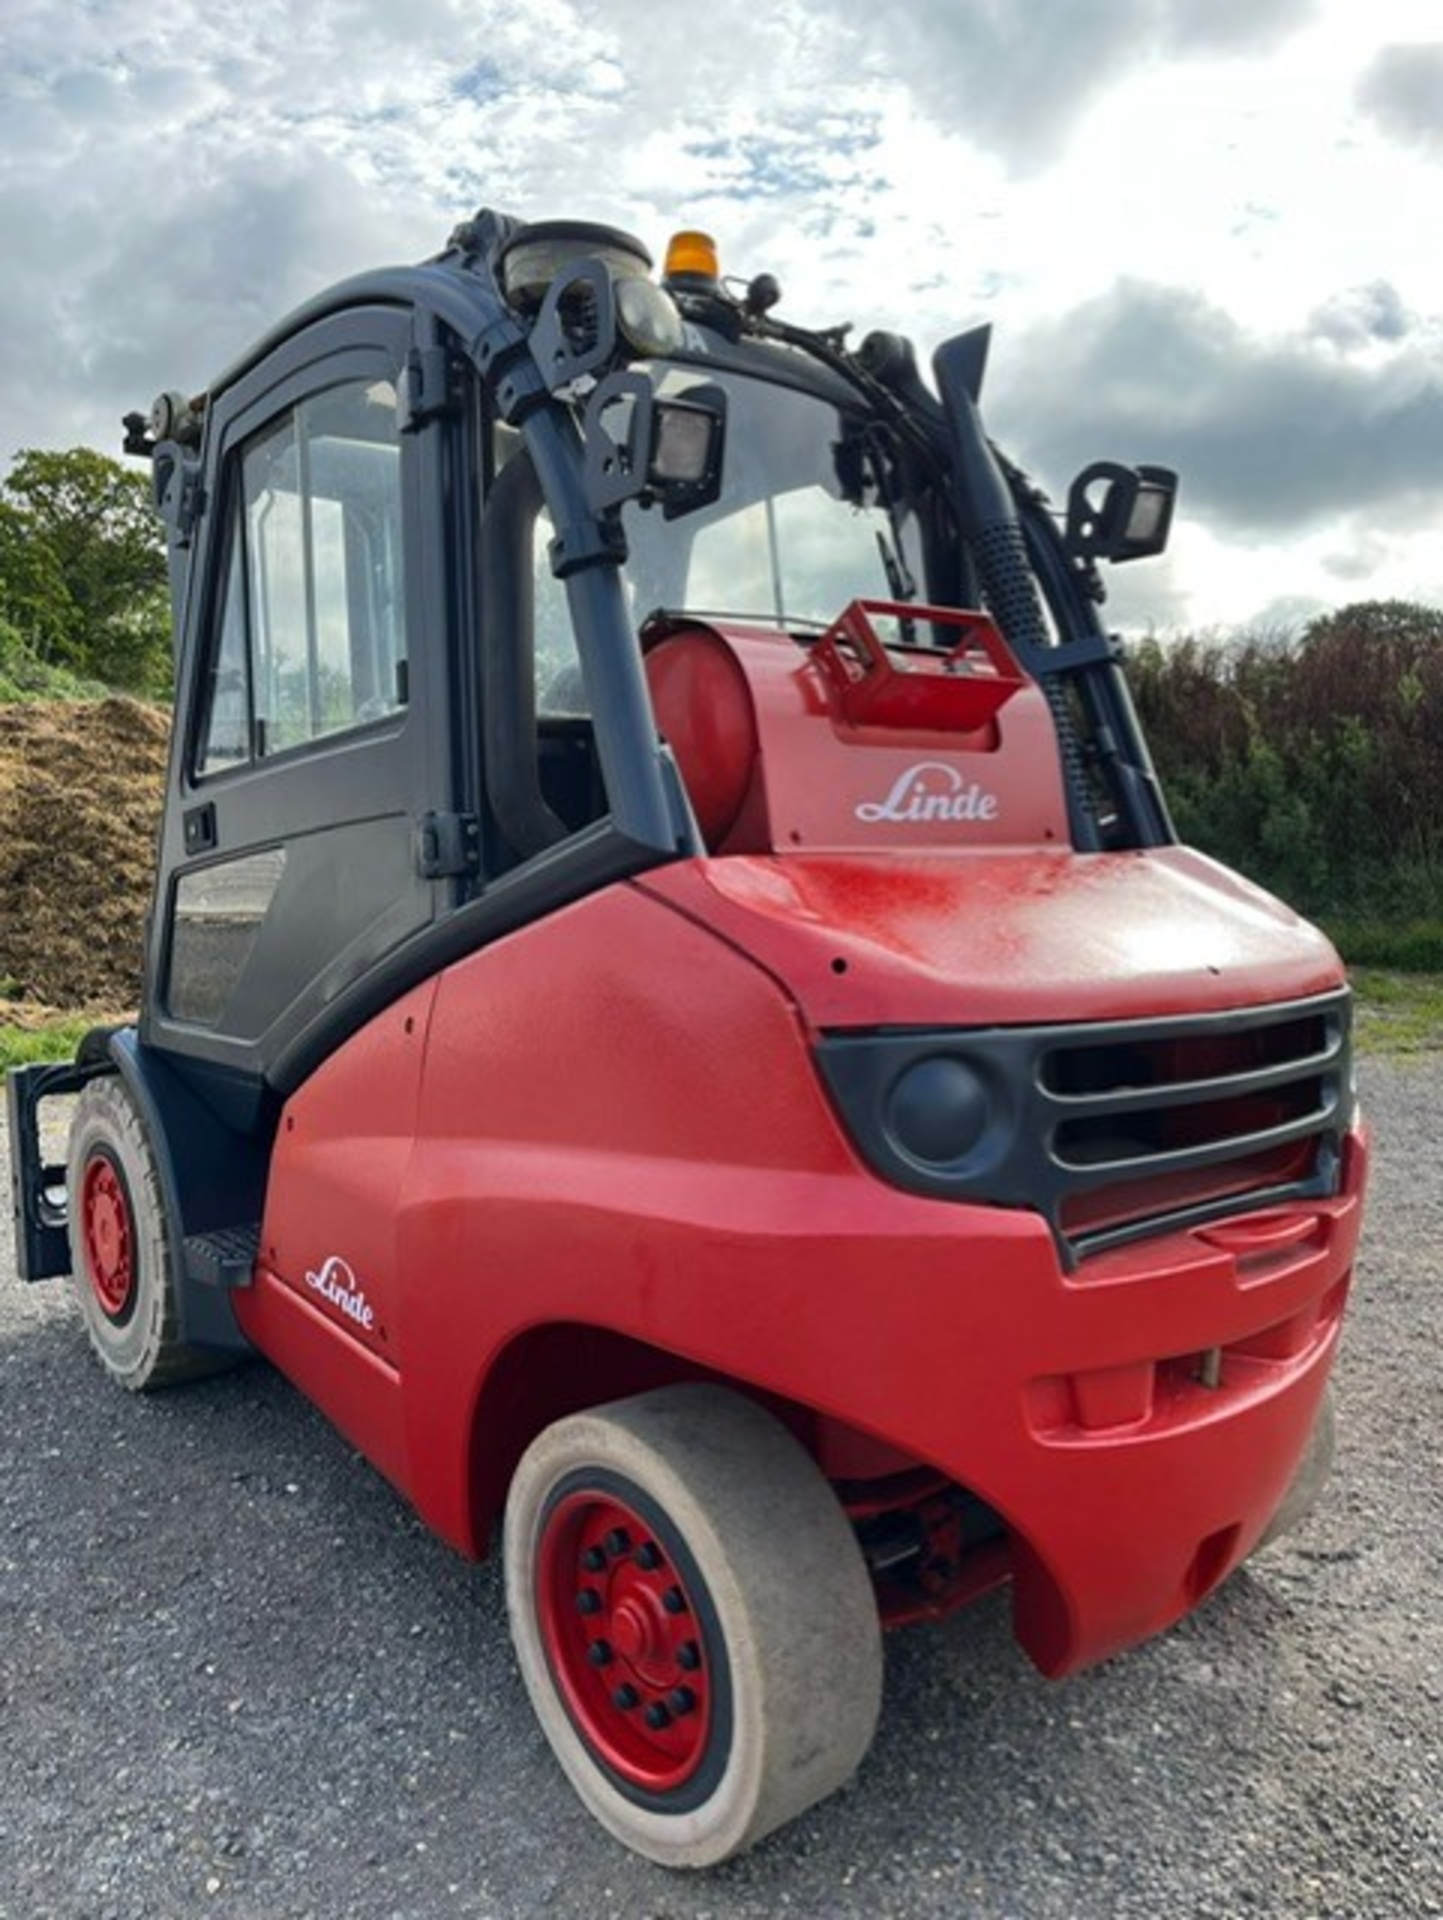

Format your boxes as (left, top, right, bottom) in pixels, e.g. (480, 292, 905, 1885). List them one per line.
(8, 216, 1363, 1866)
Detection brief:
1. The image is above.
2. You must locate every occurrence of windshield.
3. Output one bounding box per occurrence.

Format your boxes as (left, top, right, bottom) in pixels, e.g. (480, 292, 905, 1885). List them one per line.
(624, 363, 922, 629)
(531, 363, 925, 714)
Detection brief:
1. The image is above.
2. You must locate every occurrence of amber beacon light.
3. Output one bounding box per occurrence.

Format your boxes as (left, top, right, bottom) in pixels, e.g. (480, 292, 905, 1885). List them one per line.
(663, 229, 720, 290)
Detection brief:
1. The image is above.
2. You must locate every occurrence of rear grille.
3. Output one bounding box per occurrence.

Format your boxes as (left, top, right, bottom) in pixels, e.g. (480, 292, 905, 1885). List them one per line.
(1043, 996, 1348, 1260)
(816, 991, 1352, 1269)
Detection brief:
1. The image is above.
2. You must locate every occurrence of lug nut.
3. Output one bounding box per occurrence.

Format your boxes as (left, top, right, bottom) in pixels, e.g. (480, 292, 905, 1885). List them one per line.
(634, 1541, 662, 1570)
(662, 1585, 687, 1615)
(644, 1701, 672, 1731)
(603, 1527, 631, 1557)
(581, 1546, 606, 1573)
(668, 1686, 697, 1716)
(612, 1683, 639, 1711)
(576, 1589, 602, 1616)
(677, 1640, 701, 1671)
(587, 1640, 614, 1668)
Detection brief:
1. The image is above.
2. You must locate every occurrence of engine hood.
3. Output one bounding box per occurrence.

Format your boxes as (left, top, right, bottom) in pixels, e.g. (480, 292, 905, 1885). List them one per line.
(635, 846, 1345, 1031)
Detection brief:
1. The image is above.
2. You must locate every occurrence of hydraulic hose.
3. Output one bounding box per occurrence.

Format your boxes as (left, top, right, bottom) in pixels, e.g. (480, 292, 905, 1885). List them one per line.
(933, 330, 1101, 852)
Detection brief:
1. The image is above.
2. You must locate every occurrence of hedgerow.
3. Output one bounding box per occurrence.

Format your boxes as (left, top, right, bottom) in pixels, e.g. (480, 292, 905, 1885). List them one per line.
(1127, 600, 1443, 968)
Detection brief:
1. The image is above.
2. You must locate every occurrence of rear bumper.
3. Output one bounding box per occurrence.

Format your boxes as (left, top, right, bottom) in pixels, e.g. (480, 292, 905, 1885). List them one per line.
(1000, 1271, 1347, 1675)
(825, 1126, 1368, 1676)
(596, 1125, 1367, 1678)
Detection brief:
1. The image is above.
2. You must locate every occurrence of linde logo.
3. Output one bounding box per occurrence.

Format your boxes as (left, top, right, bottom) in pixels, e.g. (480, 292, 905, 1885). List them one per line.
(854, 761, 1000, 825)
(304, 1254, 376, 1332)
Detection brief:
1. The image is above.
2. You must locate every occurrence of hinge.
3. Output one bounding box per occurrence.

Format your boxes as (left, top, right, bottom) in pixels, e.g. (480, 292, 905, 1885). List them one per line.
(414, 810, 481, 879)
(397, 346, 456, 432)
(153, 449, 206, 547)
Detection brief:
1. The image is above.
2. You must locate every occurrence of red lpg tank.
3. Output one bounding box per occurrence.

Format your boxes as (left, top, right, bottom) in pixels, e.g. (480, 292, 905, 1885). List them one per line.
(643, 600, 1069, 856)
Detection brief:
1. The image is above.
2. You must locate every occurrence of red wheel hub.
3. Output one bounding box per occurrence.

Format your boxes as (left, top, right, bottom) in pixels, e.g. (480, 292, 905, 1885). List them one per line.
(80, 1154, 136, 1321)
(537, 1489, 713, 1792)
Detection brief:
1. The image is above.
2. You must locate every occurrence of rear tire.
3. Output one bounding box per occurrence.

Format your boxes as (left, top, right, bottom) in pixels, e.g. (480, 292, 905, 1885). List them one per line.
(66, 1075, 223, 1391)
(504, 1383, 883, 1868)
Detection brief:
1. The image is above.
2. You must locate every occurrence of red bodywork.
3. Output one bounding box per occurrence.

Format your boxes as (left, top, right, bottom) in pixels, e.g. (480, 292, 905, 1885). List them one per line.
(234, 613, 1365, 1679)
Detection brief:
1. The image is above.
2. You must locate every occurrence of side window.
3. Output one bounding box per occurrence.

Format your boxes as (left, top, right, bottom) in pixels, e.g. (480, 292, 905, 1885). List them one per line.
(492, 423, 587, 719)
(167, 849, 288, 1026)
(196, 533, 251, 777)
(196, 379, 407, 772)
(532, 516, 588, 716)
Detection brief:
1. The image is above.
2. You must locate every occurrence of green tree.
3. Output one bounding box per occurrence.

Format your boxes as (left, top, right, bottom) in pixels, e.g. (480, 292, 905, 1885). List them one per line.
(1129, 599, 1443, 923)
(0, 448, 171, 694)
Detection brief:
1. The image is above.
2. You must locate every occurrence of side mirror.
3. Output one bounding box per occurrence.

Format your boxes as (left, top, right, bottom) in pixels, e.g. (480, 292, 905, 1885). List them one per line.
(1065, 461, 1178, 564)
(583, 372, 725, 520)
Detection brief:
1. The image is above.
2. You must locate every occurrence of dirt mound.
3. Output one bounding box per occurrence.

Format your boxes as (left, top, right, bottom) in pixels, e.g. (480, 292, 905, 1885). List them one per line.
(0, 700, 169, 1014)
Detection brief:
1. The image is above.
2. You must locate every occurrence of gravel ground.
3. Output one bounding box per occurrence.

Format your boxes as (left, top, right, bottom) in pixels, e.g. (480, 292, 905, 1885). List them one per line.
(1, 1057, 1440, 1920)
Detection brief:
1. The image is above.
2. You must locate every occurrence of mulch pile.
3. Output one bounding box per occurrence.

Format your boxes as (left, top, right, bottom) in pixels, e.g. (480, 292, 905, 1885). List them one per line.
(0, 700, 170, 1015)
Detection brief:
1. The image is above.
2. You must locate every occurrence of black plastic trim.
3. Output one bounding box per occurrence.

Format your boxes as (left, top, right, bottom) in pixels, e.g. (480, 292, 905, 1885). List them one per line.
(817, 991, 1352, 1271)
(266, 818, 662, 1097)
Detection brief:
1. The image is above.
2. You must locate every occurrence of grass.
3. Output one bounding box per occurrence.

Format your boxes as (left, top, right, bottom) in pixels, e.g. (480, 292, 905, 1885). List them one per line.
(0, 1013, 98, 1073)
(1323, 915, 1443, 974)
(0, 630, 109, 703)
(1349, 967, 1443, 1056)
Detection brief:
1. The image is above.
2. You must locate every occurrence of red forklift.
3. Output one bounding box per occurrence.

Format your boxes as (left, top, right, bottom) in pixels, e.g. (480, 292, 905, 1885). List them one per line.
(8, 215, 1364, 1867)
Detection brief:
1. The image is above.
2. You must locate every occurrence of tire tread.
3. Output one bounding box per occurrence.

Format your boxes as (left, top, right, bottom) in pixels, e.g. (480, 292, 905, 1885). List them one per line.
(66, 1075, 230, 1392)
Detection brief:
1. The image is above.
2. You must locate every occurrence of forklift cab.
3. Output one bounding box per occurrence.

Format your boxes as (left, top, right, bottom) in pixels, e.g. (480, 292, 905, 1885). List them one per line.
(137, 228, 1070, 1111)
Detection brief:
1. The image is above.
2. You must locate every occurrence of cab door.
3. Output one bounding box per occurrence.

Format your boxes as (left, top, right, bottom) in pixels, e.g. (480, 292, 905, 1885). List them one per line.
(142, 305, 468, 1109)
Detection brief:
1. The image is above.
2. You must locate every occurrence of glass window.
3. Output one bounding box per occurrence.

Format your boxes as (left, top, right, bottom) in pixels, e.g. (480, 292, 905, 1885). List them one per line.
(167, 848, 287, 1026)
(532, 518, 589, 717)
(195, 378, 407, 773)
(196, 531, 251, 777)
(517, 370, 924, 722)
(620, 366, 924, 634)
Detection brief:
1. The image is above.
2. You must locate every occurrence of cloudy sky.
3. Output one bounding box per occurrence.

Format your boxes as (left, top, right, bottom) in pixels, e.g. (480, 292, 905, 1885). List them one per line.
(3, 0, 1442, 634)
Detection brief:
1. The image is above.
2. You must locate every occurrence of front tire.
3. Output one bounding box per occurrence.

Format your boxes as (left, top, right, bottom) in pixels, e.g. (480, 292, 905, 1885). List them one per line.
(504, 1383, 883, 1868)
(66, 1075, 221, 1391)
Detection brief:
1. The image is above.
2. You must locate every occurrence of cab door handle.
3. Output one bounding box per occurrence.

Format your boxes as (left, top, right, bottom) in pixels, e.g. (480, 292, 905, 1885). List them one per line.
(183, 803, 217, 855)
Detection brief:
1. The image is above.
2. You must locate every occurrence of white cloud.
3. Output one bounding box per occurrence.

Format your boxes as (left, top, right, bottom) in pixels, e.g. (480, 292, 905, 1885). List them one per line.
(987, 278, 1443, 538)
(808, 0, 1321, 174)
(1308, 282, 1414, 352)
(1357, 40, 1443, 156)
(0, 0, 1440, 631)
